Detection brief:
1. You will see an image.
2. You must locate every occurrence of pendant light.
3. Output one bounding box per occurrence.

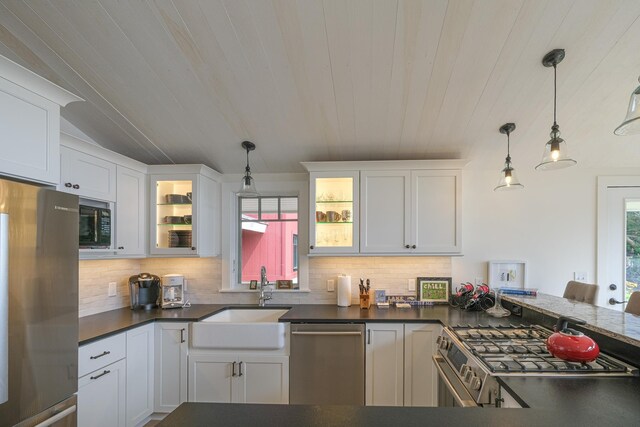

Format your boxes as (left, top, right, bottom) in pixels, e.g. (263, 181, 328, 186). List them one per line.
(494, 123, 524, 191)
(237, 140, 259, 197)
(614, 76, 640, 135)
(535, 49, 577, 171)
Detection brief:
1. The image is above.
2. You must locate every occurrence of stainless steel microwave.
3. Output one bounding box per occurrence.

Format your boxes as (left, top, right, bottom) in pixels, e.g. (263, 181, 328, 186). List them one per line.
(79, 204, 112, 248)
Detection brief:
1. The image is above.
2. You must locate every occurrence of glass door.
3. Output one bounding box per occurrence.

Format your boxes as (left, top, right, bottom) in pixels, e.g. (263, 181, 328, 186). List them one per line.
(150, 175, 198, 255)
(309, 172, 359, 254)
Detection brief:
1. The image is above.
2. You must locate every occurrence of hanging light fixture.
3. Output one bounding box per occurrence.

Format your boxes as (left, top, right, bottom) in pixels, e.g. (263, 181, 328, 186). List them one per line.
(494, 123, 524, 191)
(614, 76, 640, 135)
(535, 48, 577, 171)
(237, 140, 259, 197)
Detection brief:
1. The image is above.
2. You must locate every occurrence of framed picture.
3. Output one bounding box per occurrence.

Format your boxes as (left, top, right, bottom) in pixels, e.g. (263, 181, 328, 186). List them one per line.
(276, 280, 293, 289)
(374, 289, 386, 304)
(488, 260, 527, 289)
(417, 277, 451, 303)
(249, 280, 258, 290)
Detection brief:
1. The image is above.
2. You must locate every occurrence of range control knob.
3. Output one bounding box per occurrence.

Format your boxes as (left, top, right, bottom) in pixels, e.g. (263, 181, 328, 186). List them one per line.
(439, 337, 450, 350)
(459, 364, 471, 377)
(469, 376, 482, 391)
(464, 369, 474, 383)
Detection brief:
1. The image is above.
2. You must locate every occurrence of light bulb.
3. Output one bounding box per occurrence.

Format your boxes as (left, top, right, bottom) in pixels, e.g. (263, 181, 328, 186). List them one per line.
(551, 149, 560, 161)
(550, 137, 561, 161)
(505, 174, 512, 185)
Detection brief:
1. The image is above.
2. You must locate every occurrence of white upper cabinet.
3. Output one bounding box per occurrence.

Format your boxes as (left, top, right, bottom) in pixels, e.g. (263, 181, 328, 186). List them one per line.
(116, 165, 146, 256)
(0, 55, 82, 184)
(148, 165, 221, 257)
(360, 170, 411, 253)
(411, 170, 461, 253)
(303, 160, 465, 256)
(308, 171, 359, 254)
(60, 145, 117, 202)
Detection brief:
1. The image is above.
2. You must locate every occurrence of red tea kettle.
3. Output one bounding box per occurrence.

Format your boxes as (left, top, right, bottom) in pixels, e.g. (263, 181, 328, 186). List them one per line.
(546, 316, 600, 363)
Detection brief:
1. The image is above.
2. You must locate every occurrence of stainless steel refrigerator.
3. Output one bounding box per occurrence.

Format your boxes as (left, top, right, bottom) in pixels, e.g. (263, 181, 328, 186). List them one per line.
(0, 178, 79, 426)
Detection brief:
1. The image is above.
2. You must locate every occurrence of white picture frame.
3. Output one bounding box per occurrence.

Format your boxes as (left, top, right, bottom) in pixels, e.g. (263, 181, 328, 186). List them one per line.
(488, 260, 527, 289)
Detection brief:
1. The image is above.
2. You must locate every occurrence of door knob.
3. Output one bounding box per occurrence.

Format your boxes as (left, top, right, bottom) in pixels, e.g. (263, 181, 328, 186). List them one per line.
(609, 298, 627, 305)
(609, 284, 617, 291)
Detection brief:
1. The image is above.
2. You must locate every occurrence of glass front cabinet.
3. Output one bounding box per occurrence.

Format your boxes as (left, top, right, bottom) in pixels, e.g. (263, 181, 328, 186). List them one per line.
(309, 171, 359, 254)
(149, 167, 219, 257)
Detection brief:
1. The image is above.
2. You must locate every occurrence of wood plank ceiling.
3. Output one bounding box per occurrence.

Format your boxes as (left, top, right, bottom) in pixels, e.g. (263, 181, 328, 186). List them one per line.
(0, 0, 639, 173)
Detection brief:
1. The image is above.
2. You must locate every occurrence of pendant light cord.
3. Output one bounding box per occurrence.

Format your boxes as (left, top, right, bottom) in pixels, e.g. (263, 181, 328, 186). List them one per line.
(553, 64, 557, 127)
(245, 148, 251, 174)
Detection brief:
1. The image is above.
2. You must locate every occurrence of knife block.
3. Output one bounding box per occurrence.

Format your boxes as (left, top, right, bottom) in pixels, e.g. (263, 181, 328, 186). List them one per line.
(359, 294, 371, 309)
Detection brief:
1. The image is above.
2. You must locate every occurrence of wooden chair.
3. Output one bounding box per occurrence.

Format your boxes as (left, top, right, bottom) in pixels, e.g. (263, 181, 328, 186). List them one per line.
(625, 292, 640, 315)
(563, 281, 598, 304)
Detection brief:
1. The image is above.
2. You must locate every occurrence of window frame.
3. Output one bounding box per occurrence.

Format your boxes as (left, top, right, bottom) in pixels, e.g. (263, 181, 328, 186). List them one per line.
(237, 195, 299, 285)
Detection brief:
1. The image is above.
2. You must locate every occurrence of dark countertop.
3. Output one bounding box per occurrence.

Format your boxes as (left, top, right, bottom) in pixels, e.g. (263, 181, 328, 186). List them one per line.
(156, 402, 619, 427)
(79, 304, 228, 344)
(498, 376, 640, 424)
(279, 304, 519, 326)
(79, 304, 519, 344)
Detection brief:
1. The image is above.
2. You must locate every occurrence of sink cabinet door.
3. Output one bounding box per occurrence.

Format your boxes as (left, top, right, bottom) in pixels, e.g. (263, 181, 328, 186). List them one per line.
(236, 355, 289, 404)
(188, 354, 235, 403)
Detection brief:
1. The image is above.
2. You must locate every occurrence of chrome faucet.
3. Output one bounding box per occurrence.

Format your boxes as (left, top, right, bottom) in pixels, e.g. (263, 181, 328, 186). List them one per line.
(258, 266, 272, 307)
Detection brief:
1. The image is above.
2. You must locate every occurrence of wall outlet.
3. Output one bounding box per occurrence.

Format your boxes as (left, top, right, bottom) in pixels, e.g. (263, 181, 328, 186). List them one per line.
(108, 282, 117, 297)
(327, 279, 335, 292)
(574, 272, 587, 282)
(475, 277, 484, 286)
(408, 278, 415, 291)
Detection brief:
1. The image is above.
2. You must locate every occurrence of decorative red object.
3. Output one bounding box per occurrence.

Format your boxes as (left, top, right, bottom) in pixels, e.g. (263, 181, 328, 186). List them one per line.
(546, 316, 600, 363)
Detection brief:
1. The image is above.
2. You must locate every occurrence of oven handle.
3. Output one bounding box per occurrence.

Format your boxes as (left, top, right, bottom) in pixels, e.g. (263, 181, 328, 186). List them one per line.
(432, 354, 479, 408)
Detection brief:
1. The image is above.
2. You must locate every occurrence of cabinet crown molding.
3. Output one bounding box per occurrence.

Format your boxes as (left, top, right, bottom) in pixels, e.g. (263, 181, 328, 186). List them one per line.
(301, 159, 467, 172)
(0, 54, 83, 106)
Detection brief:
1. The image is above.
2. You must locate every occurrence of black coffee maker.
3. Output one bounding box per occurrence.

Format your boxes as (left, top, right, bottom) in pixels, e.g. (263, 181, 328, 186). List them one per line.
(129, 273, 161, 310)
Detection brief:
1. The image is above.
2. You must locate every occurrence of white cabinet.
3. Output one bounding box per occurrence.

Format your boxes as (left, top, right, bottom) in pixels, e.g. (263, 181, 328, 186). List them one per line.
(155, 322, 189, 413)
(148, 165, 220, 257)
(365, 324, 404, 406)
(361, 169, 461, 254)
(0, 55, 81, 184)
(116, 166, 146, 256)
(308, 171, 359, 254)
(365, 323, 440, 408)
(302, 160, 464, 256)
(60, 146, 117, 202)
(188, 353, 289, 404)
(360, 171, 411, 253)
(404, 323, 441, 407)
(126, 324, 154, 427)
(78, 333, 126, 427)
(411, 170, 461, 253)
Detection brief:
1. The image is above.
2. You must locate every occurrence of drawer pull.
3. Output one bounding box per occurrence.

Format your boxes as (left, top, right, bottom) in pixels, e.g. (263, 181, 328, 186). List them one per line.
(89, 351, 110, 360)
(90, 370, 110, 380)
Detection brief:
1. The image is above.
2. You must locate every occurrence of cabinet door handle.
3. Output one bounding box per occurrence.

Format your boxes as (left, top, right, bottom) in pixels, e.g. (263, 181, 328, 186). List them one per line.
(412, 245, 416, 249)
(367, 329, 371, 345)
(64, 182, 72, 188)
(238, 361, 243, 377)
(191, 247, 196, 251)
(118, 246, 124, 250)
(89, 350, 110, 360)
(232, 361, 237, 377)
(90, 370, 110, 380)
(180, 328, 186, 343)
(72, 184, 80, 189)
(405, 245, 410, 249)
(310, 245, 314, 250)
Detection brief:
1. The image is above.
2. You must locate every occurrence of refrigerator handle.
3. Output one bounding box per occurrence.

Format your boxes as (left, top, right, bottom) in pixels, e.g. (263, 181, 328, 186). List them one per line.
(0, 213, 8, 405)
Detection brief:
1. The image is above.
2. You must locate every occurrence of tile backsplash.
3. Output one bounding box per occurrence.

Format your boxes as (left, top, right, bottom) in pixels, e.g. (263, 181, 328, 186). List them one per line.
(79, 256, 451, 316)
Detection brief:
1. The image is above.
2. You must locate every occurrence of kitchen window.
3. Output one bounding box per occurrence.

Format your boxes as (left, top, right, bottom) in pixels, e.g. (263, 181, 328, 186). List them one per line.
(238, 196, 298, 286)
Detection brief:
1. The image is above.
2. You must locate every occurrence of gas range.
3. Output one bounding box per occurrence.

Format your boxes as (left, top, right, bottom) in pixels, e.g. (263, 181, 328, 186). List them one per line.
(434, 324, 638, 407)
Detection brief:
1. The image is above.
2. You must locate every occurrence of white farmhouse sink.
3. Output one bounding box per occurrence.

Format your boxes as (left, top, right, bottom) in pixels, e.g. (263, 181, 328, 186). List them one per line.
(191, 309, 290, 350)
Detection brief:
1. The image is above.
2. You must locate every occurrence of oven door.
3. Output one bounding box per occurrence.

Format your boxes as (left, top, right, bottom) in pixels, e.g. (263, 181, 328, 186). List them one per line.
(432, 355, 478, 407)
